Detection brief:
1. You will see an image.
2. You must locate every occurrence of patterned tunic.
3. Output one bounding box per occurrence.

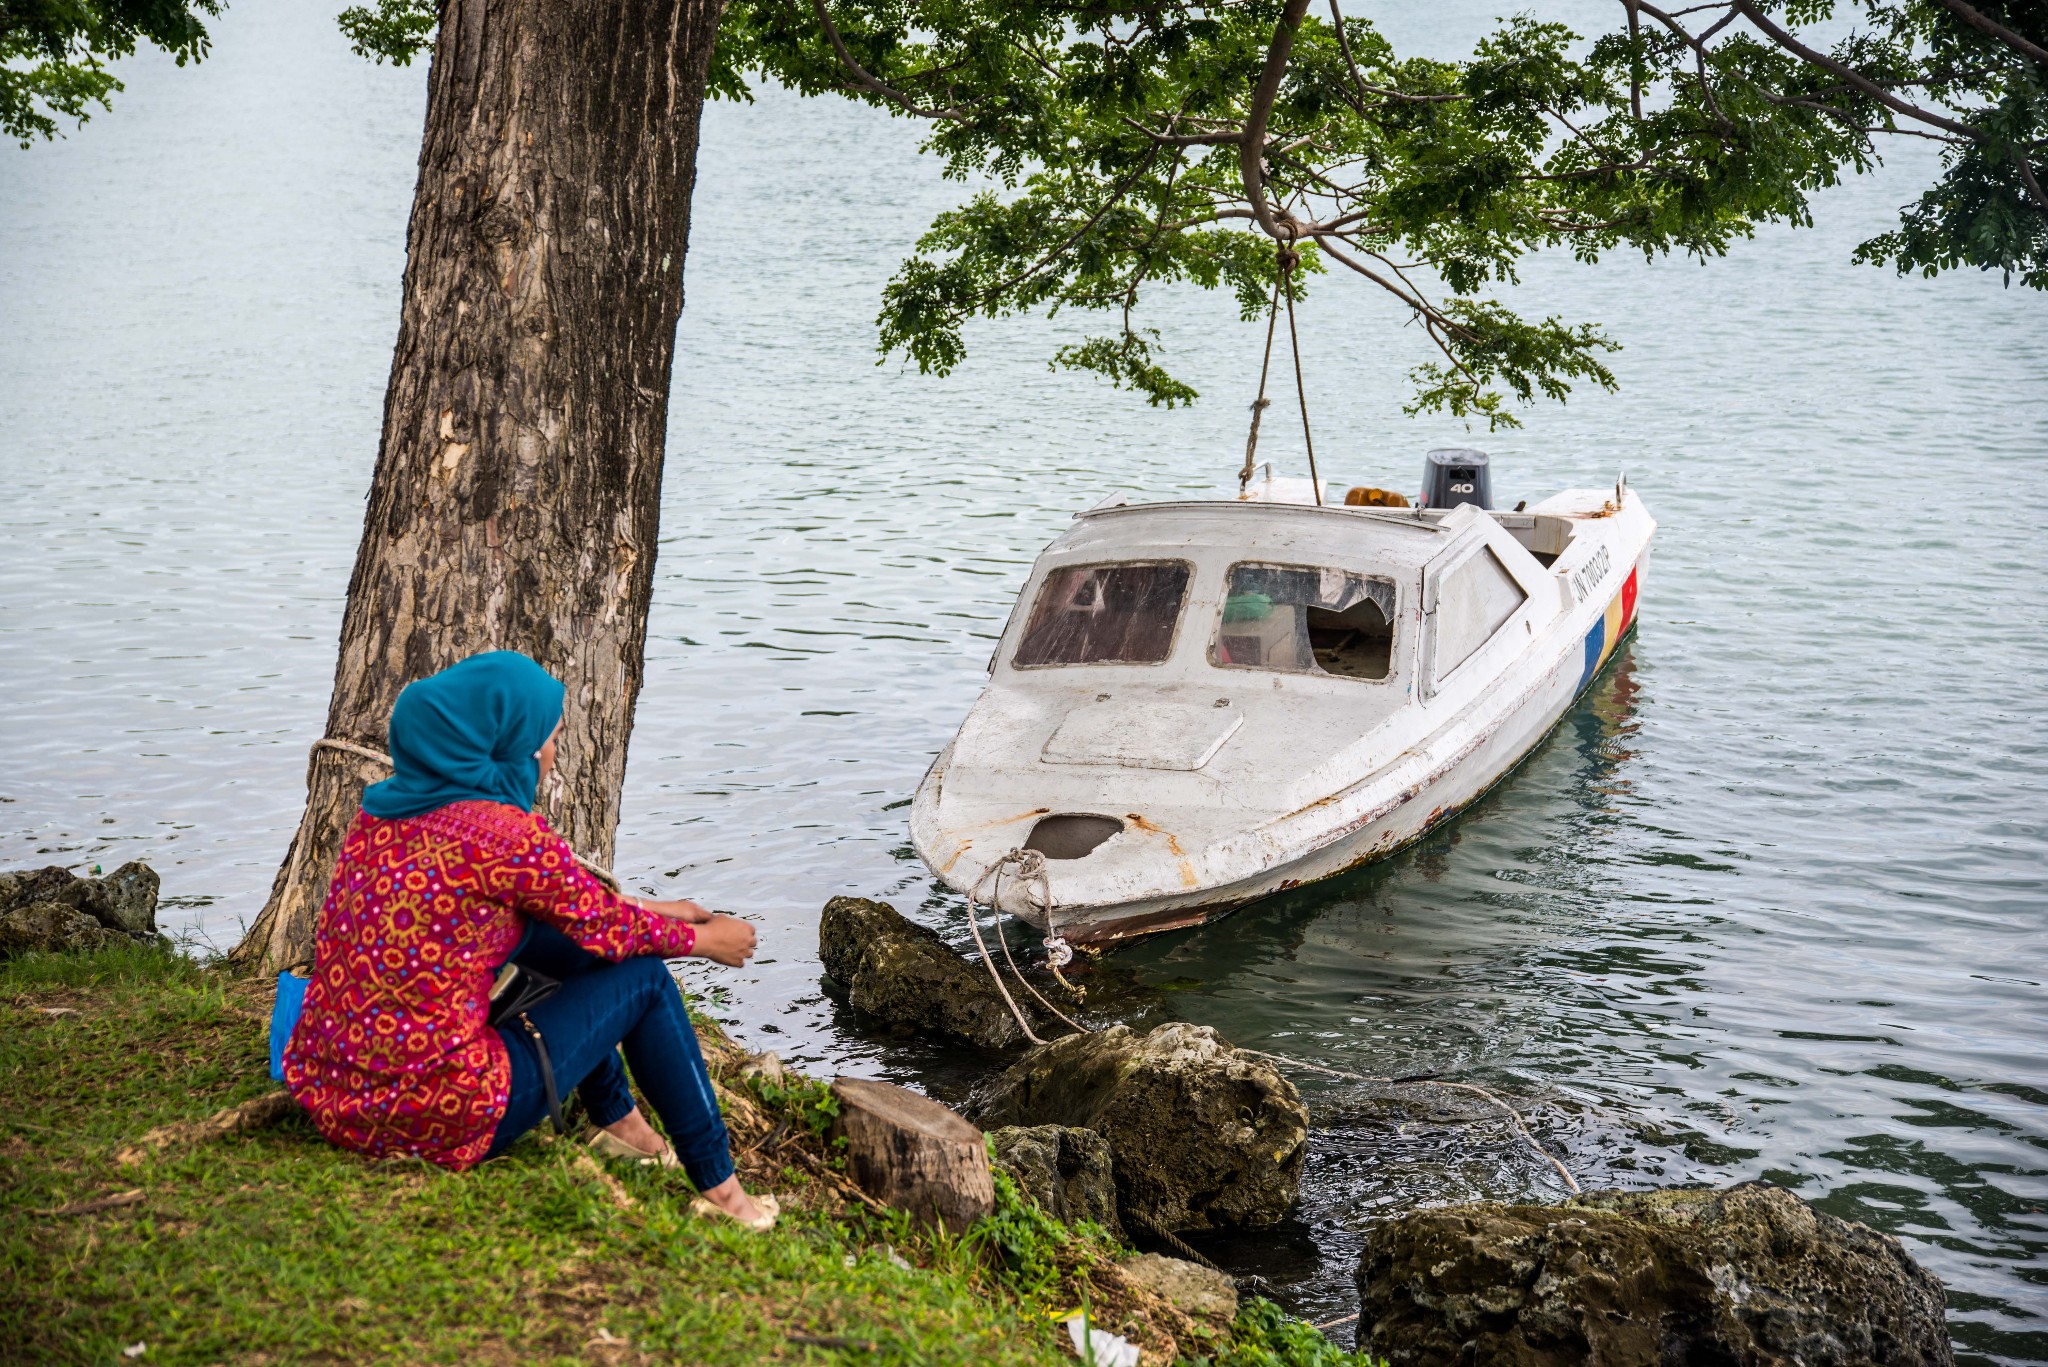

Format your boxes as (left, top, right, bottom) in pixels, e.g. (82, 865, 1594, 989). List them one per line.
(283, 799, 696, 1169)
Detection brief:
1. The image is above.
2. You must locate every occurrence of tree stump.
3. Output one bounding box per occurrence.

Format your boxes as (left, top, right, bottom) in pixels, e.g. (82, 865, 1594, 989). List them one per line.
(829, 1078, 994, 1234)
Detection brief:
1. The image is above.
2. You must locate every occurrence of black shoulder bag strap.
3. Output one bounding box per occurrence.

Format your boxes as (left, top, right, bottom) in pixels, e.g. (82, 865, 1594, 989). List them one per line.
(514, 1012, 566, 1135)
(488, 962, 567, 1135)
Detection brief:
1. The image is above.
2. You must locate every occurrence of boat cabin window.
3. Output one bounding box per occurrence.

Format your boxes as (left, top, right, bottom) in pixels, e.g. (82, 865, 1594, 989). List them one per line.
(1212, 563, 1398, 680)
(1431, 547, 1526, 679)
(1012, 560, 1192, 668)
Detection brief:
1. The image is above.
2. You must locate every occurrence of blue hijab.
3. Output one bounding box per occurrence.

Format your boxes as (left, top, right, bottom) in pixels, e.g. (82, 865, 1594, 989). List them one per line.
(360, 651, 566, 819)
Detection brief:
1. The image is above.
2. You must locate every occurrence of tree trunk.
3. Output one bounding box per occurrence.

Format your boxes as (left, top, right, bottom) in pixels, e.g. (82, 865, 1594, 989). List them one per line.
(829, 1078, 996, 1233)
(231, 0, 726, 972)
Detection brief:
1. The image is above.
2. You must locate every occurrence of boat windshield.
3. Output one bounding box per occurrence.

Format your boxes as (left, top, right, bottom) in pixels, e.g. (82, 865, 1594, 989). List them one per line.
(1012, 560, 1191, 667)
(1213, 563, 1398, 680)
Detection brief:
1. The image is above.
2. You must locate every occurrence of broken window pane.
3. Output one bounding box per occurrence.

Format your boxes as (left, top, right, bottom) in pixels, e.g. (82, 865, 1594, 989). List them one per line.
(1013, 561, 1192, 667)
(1212, 563, 1399, 680)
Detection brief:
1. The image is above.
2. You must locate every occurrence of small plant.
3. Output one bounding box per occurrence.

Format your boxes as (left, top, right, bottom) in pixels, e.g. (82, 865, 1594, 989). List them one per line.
(736, 1066, 841, 1143)
(1188, 1298, 1388, 1367)
(965, 1165, 1120, 1302)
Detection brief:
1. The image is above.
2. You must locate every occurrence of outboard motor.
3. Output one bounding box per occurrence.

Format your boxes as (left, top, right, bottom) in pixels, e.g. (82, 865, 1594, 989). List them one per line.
(1421, 448, 1492, 510)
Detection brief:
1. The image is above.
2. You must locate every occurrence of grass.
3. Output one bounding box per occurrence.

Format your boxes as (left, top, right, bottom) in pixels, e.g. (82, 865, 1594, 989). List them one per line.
(0, 943, 1382, 1366)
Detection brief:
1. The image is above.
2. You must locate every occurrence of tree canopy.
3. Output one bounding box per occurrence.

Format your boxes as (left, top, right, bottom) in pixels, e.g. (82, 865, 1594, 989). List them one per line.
(2, 0, 221, 145)
(300, 2, 2048, 423)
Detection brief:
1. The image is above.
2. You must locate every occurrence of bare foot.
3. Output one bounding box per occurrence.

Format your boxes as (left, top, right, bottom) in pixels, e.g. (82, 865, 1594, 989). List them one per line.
(601, 1108, 668, 1158)
(699, 1174, 767, 1225)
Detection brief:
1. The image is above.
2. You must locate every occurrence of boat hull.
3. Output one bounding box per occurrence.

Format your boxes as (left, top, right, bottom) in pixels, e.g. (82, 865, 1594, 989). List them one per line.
(911, 489, 1655, 945)
(1028, 616, 1640, 944)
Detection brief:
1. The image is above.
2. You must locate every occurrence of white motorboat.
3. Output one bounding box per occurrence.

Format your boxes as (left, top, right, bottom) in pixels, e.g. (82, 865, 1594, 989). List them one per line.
(910, 451, 1656, 944)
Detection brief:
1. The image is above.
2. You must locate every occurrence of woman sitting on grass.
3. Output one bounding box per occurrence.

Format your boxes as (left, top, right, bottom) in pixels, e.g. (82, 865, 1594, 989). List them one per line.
(283, 651, 775, 1229)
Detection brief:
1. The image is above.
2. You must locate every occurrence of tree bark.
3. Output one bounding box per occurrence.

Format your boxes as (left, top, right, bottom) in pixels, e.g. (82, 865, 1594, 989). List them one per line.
(829, 1078, 996, 1233)
(231, 0, 726, 972)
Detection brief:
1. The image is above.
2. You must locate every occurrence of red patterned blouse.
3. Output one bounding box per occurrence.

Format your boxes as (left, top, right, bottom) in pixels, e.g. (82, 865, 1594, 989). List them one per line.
(282, 799, 696, 1169)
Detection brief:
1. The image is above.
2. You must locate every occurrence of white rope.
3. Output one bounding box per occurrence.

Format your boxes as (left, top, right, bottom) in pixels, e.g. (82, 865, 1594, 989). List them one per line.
(1237, 1048, 1581, 1196)
(989, 852, 1088, 1033)
(1018, 854, 1084, 999)
(951, 857, 1576, 1203)
(963, 849, 1094, 1044)
(962, 855, 1050, 1046)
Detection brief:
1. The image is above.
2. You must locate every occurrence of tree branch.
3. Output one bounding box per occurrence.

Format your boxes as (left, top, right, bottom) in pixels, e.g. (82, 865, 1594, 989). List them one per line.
(2013, 147, 2048, 215)
(1728, 0, 1982, 139)
(1927, 0, 2048, 68)
(810, 0, 969, 122)
(947, 145, 1165, 324)
(1313, 237, 1487, 388)
(1240, 0, 1315, 241)
(1121, 116, 1243, 146)
(1329, 0, 1464, 106)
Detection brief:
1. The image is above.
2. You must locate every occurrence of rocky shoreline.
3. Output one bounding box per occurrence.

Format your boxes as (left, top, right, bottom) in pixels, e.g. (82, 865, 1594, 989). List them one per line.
(0, 860, 160, 954)
(821, 893, 1958, 1367)
(3, 870, 1960, 1366)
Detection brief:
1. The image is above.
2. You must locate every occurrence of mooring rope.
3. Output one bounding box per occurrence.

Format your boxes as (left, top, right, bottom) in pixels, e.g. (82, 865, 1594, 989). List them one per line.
(1276, 235, 1323, 507)
(1122, 1208, 1226, 1271)
(1237, 1048, 1581, 1195)
(953, 852, 1579, 1194)
(963, 849, 1089, 1044)
(1237, 235, 1322, 505)
(1001, 848, 1085, 998)
(961, 857, 1051, 1046)
(1238, 272, 1285, 496)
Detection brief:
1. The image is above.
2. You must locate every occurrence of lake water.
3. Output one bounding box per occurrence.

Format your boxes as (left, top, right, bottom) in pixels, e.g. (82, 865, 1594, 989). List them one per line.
(2, 4, 2044, 1360)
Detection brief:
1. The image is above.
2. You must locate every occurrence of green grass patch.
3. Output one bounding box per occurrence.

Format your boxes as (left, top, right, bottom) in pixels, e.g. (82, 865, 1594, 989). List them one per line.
(1, 944, 1380, 1366)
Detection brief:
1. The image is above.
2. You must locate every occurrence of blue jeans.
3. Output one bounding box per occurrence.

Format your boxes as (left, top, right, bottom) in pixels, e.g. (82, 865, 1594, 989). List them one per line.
(484, 923, 734, 1191)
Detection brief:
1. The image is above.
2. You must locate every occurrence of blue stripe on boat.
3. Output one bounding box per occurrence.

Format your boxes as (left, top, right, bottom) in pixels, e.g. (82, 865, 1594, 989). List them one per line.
(1579, 618, 1606, 691)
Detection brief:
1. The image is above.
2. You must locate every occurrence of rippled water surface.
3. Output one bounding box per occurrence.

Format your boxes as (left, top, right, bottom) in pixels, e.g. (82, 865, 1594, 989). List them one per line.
(3, 4, 2045, 1359)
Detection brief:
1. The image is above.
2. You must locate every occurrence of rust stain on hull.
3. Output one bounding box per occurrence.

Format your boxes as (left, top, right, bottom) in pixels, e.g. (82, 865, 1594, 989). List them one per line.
(939, 806, 1053, 873)
(1054, 626, 1645, 946)
(1124, 812, 1185, 855)
(1121, 811, 1193, 882)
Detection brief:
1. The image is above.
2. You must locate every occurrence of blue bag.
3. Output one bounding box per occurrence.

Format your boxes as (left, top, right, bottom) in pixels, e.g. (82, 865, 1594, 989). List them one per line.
(269, 971, 309, 1082)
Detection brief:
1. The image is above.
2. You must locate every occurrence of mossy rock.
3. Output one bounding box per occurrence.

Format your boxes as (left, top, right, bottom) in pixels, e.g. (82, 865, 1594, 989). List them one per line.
(0, 861, 159, 942)
(817, 896, 1031, 1050)
(0, 900, 120, 957)
(968, 1022, 1307, 1233)
(989, 1123, 1122, 1238)
(1355, 1181, 1952, 1367)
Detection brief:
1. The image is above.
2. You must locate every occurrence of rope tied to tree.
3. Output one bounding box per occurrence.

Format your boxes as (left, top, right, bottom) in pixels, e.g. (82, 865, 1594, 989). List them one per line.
(1238, 236, 1322, 506)
(1238, 270, 1284, 496)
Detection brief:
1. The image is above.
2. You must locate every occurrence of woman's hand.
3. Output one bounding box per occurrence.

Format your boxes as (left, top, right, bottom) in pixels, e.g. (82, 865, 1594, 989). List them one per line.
(690, 914, 758, 967)
(633, 896, 713, 925)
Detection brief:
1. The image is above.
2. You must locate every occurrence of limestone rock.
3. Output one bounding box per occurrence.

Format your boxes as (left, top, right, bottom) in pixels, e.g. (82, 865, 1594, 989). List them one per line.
(818, 896, 1030, 1050)
(990, 1124, 1122, 1237)
(968, 1022, 1307, 1232)
(1117, 1252, 1239, 1321)
(0, 866, 82, 912)
(0, 901, 119, 957)
(0, 862, 159, 940)
(81, 861, 159, 937)
(1355, 1181, 1952, 1367)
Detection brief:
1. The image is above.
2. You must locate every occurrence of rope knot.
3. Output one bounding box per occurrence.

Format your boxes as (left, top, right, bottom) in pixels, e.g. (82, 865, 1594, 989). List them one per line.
(1275, 244, 1300, 274)
(996, 847, 1048, 880)
(963, 845, 1086, 1044)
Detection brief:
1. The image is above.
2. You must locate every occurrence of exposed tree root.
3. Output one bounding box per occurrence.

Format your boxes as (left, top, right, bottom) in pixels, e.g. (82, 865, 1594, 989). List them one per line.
(569, 1152, 639, 1210)
(114, 1089, 299, 1166)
